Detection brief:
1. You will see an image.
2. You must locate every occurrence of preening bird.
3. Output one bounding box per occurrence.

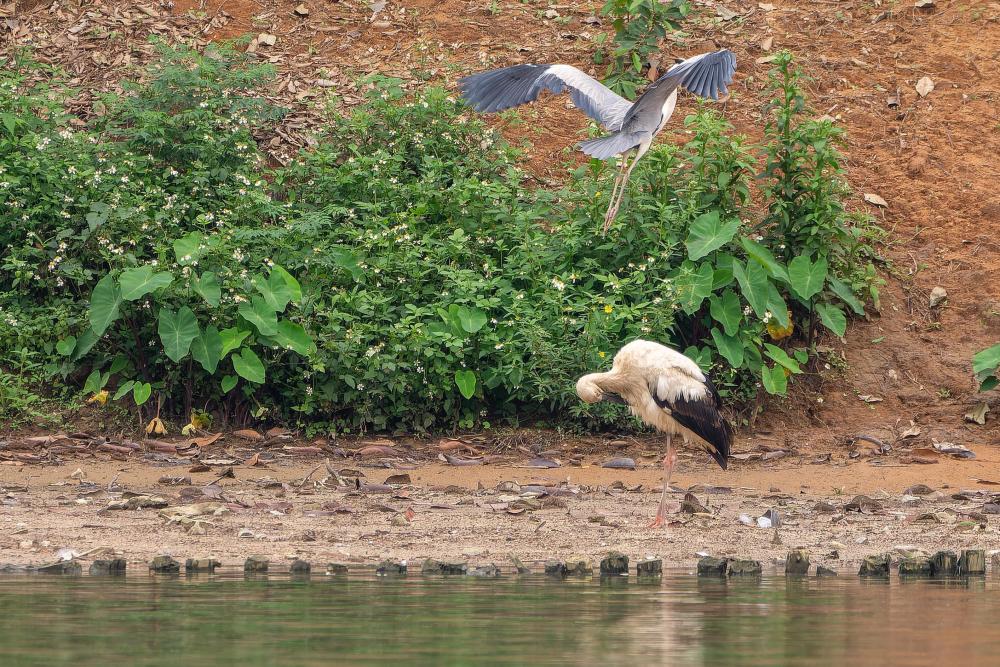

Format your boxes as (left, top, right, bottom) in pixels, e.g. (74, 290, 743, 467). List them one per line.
(457, 49, 736, 233)
(576, 339, 732, 528)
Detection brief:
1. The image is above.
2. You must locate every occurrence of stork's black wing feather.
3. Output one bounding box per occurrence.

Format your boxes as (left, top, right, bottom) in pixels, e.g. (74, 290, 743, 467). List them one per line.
(652, 377, 732, 470)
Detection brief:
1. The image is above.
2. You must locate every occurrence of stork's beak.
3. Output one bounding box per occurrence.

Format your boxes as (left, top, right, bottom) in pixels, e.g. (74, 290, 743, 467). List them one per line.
(602, 392, 627, 405)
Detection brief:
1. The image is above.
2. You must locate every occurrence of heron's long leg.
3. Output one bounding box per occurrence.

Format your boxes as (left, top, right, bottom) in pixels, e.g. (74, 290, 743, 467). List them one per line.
(648, 434, 677, 529)
(603, 149, 641, 235)
(602, 156, 629, 235)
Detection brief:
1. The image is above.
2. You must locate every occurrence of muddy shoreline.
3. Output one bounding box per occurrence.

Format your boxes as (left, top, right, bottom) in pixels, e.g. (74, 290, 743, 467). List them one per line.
(4, 445, 1000, 571)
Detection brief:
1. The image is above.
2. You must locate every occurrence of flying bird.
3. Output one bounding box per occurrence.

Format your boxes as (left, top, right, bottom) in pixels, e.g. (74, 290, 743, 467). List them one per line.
(457, 49, 736, 233)
(576, 339, 732, 528)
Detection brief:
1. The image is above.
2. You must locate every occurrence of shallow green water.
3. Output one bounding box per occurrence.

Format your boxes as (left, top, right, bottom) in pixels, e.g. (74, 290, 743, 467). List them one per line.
(0, 571, 997, 666)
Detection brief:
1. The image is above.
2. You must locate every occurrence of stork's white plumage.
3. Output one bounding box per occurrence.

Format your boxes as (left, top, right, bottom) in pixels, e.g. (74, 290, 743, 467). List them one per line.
(576, 339, 732, 528)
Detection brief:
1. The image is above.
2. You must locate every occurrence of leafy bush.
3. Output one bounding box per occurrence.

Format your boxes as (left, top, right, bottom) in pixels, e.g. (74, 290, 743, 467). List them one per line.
(974, 344, 1000, 392)
(0, 45, 877, 434)
(595, 0, 690, 98)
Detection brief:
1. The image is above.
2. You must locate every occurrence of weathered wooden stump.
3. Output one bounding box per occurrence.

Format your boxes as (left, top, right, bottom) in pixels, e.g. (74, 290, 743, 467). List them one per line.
(959, 549, 986, 576)
(858, 554, 890, 577)
(600, 552, 629, 576)
(509, 556, 531, 575)
(149, 555, 180, 573)
(376, 560, 406, 575)
(727, 559, 762, 577)
(38, 560, 82, 575)
(544, 561, 568, 577)
(185, 558, 221, 573)
(290, 559, 311, 575)
(697, 556, 729, 577)
(421, 559, 468, 575)
(930, 550, 958, 577)
(244, 556, 269, 573)
(636, 559, 663, 577)
(785, 549, 810, 576)
(566, 558, 593, 576)
(898, 557, 932, 577)
(327, 563, 349, 575)
(90, 559, 127, 575)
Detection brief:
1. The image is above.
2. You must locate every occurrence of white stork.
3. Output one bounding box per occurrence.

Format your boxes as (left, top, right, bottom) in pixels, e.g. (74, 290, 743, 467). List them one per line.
(576, 339, 732, 528)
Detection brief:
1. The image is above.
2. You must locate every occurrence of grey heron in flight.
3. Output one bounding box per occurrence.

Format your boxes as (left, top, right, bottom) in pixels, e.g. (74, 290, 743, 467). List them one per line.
(576, 339, 732, 528)
(458, 49, 736, 233)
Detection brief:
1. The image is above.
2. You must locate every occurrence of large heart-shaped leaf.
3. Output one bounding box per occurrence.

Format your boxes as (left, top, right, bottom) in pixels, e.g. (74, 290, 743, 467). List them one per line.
(220, 327, 250, 357)
(761, 364, 788, 395)
(763, 343, 802, 374)
(675, 261, 715, 314)
(740, 236, 789, 282)
(457, 306, 488, 333)
(232, 348, 266, 384)
(709, 289, 742, 336)
(83, 368, 107, 395)
(827, 277, 865, 315)
(815, 302, 847, 337)
(685, 210, 740, 261)
(191, 324, 223, 374)
(270, 265, 302, 304)
(221, 375, 239, 393)
(454, 370, 477, 399)
(89, 274, 122, 337)
(732, 260, 769, 317)
(157, 306, 200, 362)
(112, 380, 135, 401)
(238, 296, 278, 336)
(788, 255, 828, 301)
(766, 282, 790, 329)
(70, 327, 100, 362)
(192, 271, 221, 307)
(132, 382, 152, 405)
(254, 272, 294, 312)
(973, 344, 1000, 378)
(119, 266, 173, 301)
(173, 232, 206, 266)
(56, 336, 76, 357)
(274, 320, 316, 356)
(711, 328, 745, 368)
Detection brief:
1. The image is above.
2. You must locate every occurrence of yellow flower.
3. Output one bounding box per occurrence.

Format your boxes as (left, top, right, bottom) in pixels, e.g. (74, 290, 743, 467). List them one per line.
(603, 304, 613, 314)
(598, 351, 606, 358)
(595, 191, 602, 198)
(87, 390, 109, 405)
(767, 312, 794, 341)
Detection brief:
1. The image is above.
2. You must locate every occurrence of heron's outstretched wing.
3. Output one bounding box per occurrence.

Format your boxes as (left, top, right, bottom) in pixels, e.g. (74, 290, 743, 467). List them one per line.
(650, 369, 732, 470)
(458, 64, 633, 131)
(621, 49, 736, 134)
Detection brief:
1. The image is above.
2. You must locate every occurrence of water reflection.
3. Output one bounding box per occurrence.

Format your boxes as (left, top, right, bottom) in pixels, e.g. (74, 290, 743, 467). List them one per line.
(0, 572, 998, 666)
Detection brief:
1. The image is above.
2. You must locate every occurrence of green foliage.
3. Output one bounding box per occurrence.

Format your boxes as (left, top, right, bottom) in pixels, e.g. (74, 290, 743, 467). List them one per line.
(973, 344, 1000, 392)
(0, 44, 878, 434)
(595, 0, 690, 97)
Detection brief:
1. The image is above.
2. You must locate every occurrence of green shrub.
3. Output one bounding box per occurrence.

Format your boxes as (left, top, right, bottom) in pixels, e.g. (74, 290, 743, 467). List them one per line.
(0, 44, 877, 434)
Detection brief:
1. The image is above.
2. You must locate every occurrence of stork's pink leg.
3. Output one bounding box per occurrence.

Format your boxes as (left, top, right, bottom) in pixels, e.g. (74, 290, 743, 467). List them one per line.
(648, 435, 677, 529)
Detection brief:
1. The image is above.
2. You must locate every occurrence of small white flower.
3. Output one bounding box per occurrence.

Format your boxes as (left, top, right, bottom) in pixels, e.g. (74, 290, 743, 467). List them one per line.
(762, 310, 773, 324)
